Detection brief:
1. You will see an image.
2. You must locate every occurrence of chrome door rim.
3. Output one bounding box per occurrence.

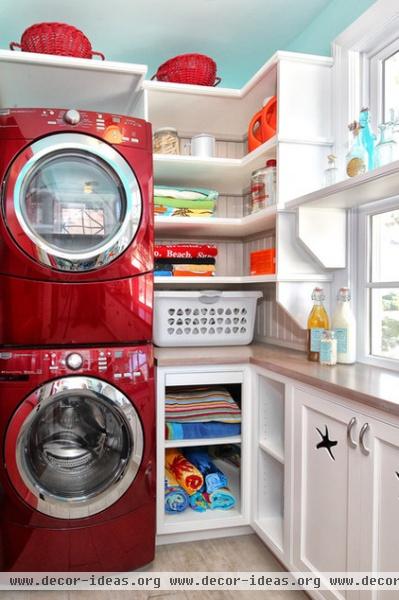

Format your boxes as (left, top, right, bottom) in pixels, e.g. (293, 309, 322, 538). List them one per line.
(10, 376, 144, 519)
(11, 133, 142, 271)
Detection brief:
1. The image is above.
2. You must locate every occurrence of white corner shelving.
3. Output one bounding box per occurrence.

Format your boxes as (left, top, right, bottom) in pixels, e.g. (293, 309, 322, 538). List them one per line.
(155, 206, 277, 239)
(153, 137, 276, 193)
(154, 275, 277, 286)
(165, 436, 241, 449)
(0, 49, 147, 116)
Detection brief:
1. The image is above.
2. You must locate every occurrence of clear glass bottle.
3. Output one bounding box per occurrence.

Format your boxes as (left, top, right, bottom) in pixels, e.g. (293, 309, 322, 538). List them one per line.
(332, 287, 356, 364)
(359, 107, 376, 170)
(346, 121, 368, 177)
(320, 330, 337, 365)
(375, 122, 397, 168)
(307, 287, 330, 362)
(324, 154, 338, 187)
(250, 159, 277, 213)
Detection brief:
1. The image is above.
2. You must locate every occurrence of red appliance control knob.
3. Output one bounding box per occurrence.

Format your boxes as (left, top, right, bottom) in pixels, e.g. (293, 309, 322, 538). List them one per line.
(66, 352, 83, 370)
(64, 109, 81, 125)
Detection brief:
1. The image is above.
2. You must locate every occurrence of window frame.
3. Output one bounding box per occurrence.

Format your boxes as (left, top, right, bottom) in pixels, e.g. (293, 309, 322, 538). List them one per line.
(369, 36, 399, 130)
(357, 196, 399, 371)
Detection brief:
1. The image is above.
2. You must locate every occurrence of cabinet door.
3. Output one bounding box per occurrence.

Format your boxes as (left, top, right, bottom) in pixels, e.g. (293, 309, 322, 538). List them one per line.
(292, 386, 361, 600)
(358, 417, 399, 600)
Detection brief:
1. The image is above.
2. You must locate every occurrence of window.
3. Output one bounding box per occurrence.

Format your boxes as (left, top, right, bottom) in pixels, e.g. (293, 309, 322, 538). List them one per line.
(369, 37, 399, 128)
(383, 48, 399, 121)
(358, 200, 399, 369)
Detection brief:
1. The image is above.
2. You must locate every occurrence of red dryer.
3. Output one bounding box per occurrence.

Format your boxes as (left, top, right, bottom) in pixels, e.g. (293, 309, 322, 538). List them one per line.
(0, 344, 155, 572)
(0, 108, 153, 347)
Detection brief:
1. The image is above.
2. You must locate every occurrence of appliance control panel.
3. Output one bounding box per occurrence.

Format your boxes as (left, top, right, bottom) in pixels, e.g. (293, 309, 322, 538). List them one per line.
(0, 108, 151, 149)
(0, 347, 152, 382)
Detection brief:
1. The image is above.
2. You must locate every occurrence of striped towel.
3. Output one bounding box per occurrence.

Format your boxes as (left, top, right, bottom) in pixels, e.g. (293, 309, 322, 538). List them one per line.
(165, 387, 241, 423)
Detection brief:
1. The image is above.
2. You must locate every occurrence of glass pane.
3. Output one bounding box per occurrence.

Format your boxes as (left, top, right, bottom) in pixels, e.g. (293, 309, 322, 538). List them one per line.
(384, 50, 399, 121)
(20, 151, 126, 254)
(371, 289, 399, 359)
(23, 392, 132, 500)
(371, 209, 399, 282)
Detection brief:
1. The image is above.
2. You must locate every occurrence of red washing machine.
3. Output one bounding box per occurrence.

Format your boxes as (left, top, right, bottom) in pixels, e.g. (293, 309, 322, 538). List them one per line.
(0, 344, 155, 572)
(0, 108, 153, 347)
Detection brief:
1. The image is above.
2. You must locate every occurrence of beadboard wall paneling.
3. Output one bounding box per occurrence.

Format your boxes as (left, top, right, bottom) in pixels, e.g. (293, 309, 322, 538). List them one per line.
(215, 195, 244, 218)
(253, 284, 307, 351)
(179, 137, 246, 158)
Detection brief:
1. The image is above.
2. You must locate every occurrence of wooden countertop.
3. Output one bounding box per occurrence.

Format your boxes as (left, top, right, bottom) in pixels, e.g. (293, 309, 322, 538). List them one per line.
(155, 343, 399, 418)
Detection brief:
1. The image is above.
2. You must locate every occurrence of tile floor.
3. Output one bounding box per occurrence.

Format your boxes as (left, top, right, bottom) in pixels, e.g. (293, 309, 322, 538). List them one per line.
(0, 534, 308, 599)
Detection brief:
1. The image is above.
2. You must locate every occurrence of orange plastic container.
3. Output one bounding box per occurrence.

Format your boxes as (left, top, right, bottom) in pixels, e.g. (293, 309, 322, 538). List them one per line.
(250, 248, 276, 275)
(247, 96, 277, 153)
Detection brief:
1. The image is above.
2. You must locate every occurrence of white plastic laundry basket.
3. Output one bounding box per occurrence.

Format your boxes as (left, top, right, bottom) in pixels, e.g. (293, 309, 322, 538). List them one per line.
(154, 290, 263, 347)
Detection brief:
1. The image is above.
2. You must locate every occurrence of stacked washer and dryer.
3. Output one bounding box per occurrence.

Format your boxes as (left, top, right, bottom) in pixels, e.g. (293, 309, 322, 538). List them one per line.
(0, 108, 155, 571)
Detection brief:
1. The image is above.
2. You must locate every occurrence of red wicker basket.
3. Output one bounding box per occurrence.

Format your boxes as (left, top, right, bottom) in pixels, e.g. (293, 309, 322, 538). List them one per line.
(152, 53, 221, 86)
(10, 22, 105, 60)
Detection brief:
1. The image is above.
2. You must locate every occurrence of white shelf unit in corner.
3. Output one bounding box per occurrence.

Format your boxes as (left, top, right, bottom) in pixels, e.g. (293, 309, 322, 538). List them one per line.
(150, 51, 335, 303)
(0, 49, 147, 116)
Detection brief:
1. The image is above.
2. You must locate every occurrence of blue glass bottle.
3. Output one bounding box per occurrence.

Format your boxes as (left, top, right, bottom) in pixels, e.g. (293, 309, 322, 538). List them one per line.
(359, 108, 376, 170)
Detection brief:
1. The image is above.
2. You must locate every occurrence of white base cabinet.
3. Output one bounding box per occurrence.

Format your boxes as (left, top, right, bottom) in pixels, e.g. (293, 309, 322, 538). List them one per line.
(291, 383, 399, 600)
(155, 361, 399, 599)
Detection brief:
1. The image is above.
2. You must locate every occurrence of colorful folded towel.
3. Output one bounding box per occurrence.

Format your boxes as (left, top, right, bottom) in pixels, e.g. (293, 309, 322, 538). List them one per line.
(165, 387, 241, 423)
(165, 448, 203, 496)
(164, 470, 189, 513)
(156, 258, 216, 266)
(155, 271, 173, 277)
(183, 448, 228, 494)
(155, 206, 215, 218)
(154, 197, 216, 210)
(165, 422, 241, 440)
(205, 488, 236, 510)
(188, 491, 208, 513)
(154, 186, 219, 201)
(173, 269, 215, 277)
(155, 245, 218, 260)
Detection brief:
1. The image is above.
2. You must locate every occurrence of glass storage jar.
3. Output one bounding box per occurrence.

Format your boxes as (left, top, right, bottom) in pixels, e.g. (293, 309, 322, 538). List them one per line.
(153, 127, 179, 155)
(250, 159, 276, 213)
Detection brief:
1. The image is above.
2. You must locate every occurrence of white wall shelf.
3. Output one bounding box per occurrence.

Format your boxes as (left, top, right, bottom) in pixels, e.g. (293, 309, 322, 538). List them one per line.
(154, 273, 332, 286)
(153, 137, 276, 194)
(155, 207, 277, 239)
(286, 160, 399, 210)
(0, 49, 147, 116)
(165, 436, 241, 448)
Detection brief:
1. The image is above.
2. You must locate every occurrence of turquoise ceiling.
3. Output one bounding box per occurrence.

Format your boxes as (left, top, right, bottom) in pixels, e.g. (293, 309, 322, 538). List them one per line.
(0, 0, 374, 88)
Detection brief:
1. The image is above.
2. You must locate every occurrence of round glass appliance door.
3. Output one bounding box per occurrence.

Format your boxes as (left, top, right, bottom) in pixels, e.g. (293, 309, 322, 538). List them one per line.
(7, 133, 142, 271)
(6, 377, 144, 519)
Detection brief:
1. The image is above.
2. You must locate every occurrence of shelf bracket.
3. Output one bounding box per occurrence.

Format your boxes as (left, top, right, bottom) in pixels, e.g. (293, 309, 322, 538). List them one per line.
(297, 206, 347, 269)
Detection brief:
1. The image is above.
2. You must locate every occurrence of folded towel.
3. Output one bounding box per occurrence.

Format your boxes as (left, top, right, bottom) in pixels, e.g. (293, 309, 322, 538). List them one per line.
(165, 448, 203, 496)
(155, 245, 218, 260)
(164, 470, 189, 513)
(165, 387, 241, 423)
(155, 206, 215, 218)
(205, 488, 236, 510)
(156, 257, 216, 266)
(154, 197, 216, 210)
(165, 422, 241, 440)
(174, 264, 215, 273)
(173, 268, 215, 277)
(154, 186, 219, 201)
(188, 491, 208, 512)
(155, 262, 174, 271)
(155, 271, 173, 277)
(183, 448, 228, 494)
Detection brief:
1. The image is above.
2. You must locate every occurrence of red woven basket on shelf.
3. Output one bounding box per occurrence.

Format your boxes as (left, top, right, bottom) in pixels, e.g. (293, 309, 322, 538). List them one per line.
(10, 22, 105, 60)
(152, 53, 221, 86)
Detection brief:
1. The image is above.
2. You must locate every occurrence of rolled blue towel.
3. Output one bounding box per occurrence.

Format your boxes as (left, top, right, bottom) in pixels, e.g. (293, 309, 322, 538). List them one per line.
(206, 488, 236, 511)
(164, 472, 189, 513)
(183, 448, 228, 493)
(188, 491, 208, 513)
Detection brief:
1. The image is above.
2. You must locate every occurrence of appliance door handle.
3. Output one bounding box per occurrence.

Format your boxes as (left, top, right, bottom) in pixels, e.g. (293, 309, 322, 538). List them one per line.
(359, 423, 371, 456)
(347, 416, 358, 448)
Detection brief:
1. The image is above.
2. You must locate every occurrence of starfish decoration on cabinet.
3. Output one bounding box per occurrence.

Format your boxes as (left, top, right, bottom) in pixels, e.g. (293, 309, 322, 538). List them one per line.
(316, 426, 338, 461)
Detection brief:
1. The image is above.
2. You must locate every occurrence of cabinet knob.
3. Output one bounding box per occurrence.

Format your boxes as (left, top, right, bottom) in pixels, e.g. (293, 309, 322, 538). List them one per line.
(347, 416, 358, 448)
(359, 422, 371, 455)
